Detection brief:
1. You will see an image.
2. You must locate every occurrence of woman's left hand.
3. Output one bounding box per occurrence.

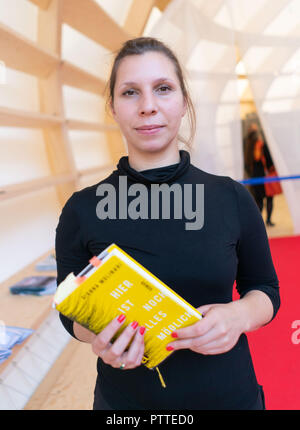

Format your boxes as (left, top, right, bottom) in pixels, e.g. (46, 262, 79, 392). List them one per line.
(166, 302, 247, 355)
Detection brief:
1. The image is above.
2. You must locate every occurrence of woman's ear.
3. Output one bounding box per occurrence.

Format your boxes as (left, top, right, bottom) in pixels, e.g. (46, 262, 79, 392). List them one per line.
(109, 99, 116, 118)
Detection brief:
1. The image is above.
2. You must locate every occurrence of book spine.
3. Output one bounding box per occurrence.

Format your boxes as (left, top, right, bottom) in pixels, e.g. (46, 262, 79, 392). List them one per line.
(77, 250, 109, 279)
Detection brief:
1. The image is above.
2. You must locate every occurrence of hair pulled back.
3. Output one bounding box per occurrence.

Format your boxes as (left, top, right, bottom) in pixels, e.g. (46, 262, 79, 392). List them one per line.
(106, 37, 196, 149)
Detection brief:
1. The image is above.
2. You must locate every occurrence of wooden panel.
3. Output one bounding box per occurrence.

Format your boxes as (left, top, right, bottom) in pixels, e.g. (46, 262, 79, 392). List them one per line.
(66, 118, 118, 132)
(0, 22, 58, 77)
(23, 339, 79, 410)
(62, 0, 130, 51)
(124, 0, 156, 36)
(0, 106, 63, 128)
(0, 173, 77, 202)
(61, 60, 106, 95)
(79, 163, 114, 178)
(24, 339, 97, 410)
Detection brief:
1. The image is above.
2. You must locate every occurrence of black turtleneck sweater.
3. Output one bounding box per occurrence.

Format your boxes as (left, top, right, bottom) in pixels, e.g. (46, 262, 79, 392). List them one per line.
(55, 150, 280, 410)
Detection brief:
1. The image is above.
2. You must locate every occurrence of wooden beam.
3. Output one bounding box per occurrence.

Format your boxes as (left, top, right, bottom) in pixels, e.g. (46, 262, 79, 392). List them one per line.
(61, 60, 106, 95)
(27, 0, 52, 10)
(0, 22, 58, 78)
(37, 0, 78, 206)
(66, 118, 118, 132)
(79, 163, 114, 177)
(61, 0, 130, 51)
(0, 173, 77, 202)
(155, 0, 171, 11)
(36, 0, 62, 53)
(124, 0, 156, 37)
(0, 106, 63, 128)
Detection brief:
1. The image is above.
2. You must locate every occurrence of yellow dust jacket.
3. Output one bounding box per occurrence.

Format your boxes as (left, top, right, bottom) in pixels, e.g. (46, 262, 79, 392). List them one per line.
(53, 244, 202, 374)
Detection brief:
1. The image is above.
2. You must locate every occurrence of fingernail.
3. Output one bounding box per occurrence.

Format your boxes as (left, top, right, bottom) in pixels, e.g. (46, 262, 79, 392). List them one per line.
(139, 326, 146, 335)
(166, 346, 174, 351)
(117, 314, 126, 323)
(171, 332, 178, 338)
(131, 321, 138, 329)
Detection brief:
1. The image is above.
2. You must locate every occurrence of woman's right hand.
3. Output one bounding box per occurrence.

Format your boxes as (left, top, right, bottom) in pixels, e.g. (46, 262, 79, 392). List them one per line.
(91, 314, 145, 370)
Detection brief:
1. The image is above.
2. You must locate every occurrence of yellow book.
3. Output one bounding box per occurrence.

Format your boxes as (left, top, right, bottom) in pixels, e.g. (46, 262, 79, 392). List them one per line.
(53, 243, 202, 387)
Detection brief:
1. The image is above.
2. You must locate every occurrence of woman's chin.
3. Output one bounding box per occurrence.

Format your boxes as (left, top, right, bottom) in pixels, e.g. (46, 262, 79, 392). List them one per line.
(132, 139, 175, 154)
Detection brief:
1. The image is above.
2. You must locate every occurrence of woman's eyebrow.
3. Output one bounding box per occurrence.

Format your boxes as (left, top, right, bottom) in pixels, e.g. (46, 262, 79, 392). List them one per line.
(120, 77, 175, 88)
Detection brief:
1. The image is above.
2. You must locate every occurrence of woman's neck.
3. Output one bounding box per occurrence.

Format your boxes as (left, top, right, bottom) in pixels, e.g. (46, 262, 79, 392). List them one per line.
(127, 145, 181, 172)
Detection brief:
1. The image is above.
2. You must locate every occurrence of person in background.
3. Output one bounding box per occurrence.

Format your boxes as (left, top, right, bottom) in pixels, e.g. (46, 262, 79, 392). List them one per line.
(245, 124, 276, 226)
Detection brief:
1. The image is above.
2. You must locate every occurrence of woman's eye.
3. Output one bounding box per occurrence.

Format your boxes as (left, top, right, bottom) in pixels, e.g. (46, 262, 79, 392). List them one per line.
(123, 89, 136, 96)
(157, 85, 171, 93)
(122, 86, 171, 96)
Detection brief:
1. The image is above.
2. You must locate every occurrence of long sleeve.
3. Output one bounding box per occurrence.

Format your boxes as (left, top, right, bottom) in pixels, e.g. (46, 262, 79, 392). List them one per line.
(55, 192, 92, 338)
(232, 180, 280, 320)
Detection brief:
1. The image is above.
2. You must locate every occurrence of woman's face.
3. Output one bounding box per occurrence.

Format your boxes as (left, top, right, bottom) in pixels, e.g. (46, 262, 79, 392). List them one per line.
(110, 51, 187, 154)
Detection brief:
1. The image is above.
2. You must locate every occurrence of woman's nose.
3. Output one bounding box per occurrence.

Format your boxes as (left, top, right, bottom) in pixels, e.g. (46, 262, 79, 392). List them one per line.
(139, 93, 158, 116)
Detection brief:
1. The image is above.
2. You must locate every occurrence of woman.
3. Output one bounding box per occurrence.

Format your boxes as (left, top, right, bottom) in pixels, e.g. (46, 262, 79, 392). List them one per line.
(55, 37, 280, 410)
(245, 127, 276, 226)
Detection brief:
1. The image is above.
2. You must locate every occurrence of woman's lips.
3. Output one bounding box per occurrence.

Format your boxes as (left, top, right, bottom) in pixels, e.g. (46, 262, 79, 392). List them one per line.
(135, 125, 165, 135)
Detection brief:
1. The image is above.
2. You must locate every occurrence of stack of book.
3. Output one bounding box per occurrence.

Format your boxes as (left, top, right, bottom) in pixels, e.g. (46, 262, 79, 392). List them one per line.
(0, 348, 11, 364)
(35, 254, 57, 272)
(0, 326, 34, 364)
(9, 275, 57, 296)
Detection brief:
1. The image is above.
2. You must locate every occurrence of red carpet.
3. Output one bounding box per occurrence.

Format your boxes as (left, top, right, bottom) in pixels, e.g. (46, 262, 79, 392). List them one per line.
(236, 235, 300, 410)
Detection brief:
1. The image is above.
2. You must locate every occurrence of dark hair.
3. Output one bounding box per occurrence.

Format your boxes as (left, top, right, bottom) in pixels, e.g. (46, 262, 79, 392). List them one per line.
(106, 37, 196, 149)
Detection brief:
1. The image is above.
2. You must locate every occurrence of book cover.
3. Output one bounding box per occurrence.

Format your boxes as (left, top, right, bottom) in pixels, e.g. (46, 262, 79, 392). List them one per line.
(53, 244, 202, 372)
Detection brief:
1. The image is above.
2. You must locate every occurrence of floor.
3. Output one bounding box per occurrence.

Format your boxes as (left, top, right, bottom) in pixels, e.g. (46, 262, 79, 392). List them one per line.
(263, 193, 294, 238)
(24, 193, 295, 410)
(24, 339, 97, 410)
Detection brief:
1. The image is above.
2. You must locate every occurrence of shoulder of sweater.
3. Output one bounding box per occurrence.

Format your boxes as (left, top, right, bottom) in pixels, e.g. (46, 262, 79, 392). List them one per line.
(189, 164, 237, 186)
(188, 164, 249, 201)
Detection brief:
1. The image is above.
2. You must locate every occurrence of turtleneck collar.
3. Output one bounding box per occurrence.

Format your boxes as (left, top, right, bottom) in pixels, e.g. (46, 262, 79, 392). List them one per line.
(116, 150, 191, 185)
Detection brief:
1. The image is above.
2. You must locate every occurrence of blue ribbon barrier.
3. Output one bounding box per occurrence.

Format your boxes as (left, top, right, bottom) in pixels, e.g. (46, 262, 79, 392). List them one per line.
(239, 175, 300, 185)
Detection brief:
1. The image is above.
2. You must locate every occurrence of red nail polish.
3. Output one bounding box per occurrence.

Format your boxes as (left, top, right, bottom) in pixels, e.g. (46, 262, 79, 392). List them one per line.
(117, 314, 126, 323)
(131, 321, 138, 329)
(166, 346, 174, 351)
(171, 332, 178, 338)
(139, 326, 146, 335)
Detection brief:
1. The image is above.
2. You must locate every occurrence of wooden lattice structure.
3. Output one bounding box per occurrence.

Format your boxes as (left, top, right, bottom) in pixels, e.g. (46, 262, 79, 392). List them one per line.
(0, 0, 170, 206)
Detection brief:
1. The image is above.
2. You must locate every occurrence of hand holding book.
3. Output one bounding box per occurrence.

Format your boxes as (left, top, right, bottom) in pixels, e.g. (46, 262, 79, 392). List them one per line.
(90, 314, 145, 370)
(165, 299, 256, 356)
(54, 243, 202, 386)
